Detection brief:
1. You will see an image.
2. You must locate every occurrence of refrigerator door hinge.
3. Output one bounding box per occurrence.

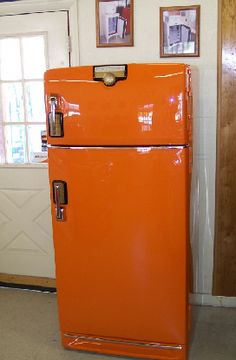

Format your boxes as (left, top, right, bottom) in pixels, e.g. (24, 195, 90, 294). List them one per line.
(186, 68, 192, 97)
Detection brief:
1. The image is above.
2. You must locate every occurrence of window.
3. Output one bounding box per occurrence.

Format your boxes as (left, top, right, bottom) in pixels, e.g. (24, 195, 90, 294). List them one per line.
(0, 33, 47, 164)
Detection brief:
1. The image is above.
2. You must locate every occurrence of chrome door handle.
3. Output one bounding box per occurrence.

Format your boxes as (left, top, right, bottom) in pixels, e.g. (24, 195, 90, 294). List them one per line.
(49, 96, 57, 124)
(53, 181, 67, 221)
(55, 185, 65, 221)
(48, 96, 64, 137)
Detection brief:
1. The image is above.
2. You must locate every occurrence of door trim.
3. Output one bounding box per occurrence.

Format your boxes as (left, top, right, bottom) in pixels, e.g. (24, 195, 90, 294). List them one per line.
(213, 0, 236, 296)
(48, 145, 188, 150)
(0, 0, 79, 66)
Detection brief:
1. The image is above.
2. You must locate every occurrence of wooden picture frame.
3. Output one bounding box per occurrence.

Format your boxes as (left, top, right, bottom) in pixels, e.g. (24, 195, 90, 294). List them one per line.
(160, 5, 200, 57)
(96, 0, 134, 47)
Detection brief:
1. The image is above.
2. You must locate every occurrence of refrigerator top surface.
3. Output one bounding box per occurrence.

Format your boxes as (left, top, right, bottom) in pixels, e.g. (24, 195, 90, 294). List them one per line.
(45, 63, 192, 146)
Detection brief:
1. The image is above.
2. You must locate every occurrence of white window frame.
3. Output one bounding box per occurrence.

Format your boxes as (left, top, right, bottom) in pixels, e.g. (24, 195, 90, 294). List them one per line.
(0, 32, 48, 164)
(0, 0, 80, 168)
(0, 0, 79, 66)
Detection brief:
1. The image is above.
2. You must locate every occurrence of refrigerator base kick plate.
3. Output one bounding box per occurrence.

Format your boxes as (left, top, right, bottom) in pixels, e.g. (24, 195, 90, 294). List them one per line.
(62, 333, 187, 360)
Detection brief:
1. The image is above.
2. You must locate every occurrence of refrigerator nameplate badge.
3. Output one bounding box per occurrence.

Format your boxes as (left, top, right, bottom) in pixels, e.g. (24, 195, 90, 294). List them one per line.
(93, 65, 127, 86)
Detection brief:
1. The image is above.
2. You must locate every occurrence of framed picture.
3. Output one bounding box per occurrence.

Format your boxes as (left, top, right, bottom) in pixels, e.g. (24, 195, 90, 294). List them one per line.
(160, 5, 200, 57)
(96, 0, 134, 47)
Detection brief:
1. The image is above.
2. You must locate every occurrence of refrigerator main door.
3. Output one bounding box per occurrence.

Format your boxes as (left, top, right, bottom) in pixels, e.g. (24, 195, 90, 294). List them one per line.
(48, 146, 189, 345)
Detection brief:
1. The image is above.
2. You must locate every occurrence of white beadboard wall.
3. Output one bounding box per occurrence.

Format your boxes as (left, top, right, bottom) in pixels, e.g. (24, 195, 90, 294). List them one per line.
(77, 0, 218, 296)
(0, 166, 55, 278)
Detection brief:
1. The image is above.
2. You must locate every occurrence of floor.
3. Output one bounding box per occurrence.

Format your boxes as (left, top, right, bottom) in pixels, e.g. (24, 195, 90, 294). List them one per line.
(0, 287, 236, 360)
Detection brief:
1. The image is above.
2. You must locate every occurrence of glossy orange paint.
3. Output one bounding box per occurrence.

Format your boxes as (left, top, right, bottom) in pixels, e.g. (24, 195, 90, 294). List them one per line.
(45, 64, 192, 360)
(45, 64, 191, 146)
(48, 147, 190, 360)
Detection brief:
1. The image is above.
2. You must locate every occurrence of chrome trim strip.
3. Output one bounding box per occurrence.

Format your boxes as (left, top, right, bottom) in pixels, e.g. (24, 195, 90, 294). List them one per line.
(48, 145, 188, 150)
(64, 334, 183, 351)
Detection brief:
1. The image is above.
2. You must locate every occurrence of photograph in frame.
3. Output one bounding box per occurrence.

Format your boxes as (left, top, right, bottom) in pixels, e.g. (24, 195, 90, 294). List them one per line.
(96, 0, 134, 47)
(160, 6, 200, 57)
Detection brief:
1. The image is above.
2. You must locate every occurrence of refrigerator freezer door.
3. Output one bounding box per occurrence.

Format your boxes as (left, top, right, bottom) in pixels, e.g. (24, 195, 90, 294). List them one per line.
(48, 146, 190, 353)
(45, 64, 191, 146)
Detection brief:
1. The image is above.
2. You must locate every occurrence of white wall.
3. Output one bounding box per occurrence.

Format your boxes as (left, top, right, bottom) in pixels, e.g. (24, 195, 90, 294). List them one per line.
(77, 0, 218, 296)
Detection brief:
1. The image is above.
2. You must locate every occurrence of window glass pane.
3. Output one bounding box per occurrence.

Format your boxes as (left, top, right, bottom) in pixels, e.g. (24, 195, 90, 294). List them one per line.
(22, 35, 46, 79)
(1, 83, 24, 122)
(0, 126, 5, 163)
(28, 125, 47, 163)
(0, 38, 22, 80)
(5, 125, 26, 163)
(25, 81, 46, 122)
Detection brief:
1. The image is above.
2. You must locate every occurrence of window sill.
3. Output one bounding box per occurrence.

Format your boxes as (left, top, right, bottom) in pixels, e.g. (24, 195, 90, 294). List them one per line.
(0, 162, 48, 169)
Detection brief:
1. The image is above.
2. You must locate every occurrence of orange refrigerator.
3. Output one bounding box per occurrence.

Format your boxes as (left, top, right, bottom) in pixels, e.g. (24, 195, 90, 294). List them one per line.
(45, 64, 192, 360)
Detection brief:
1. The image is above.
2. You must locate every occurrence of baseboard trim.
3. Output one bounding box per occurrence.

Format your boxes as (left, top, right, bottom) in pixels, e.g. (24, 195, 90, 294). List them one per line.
(1, 274, 235, 308)
(190, 293, 236, 307)
(0, 273, 56, 289)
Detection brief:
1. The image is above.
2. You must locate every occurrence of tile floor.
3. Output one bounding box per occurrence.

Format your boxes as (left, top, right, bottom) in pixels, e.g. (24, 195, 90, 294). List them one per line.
(0, 287, 236, 360)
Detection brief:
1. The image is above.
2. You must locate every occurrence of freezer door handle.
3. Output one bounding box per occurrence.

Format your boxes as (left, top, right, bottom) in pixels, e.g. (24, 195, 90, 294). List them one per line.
(48, 96, 64, 137)
(49, 96, 57, 123)
(52, 181, 68, 221)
